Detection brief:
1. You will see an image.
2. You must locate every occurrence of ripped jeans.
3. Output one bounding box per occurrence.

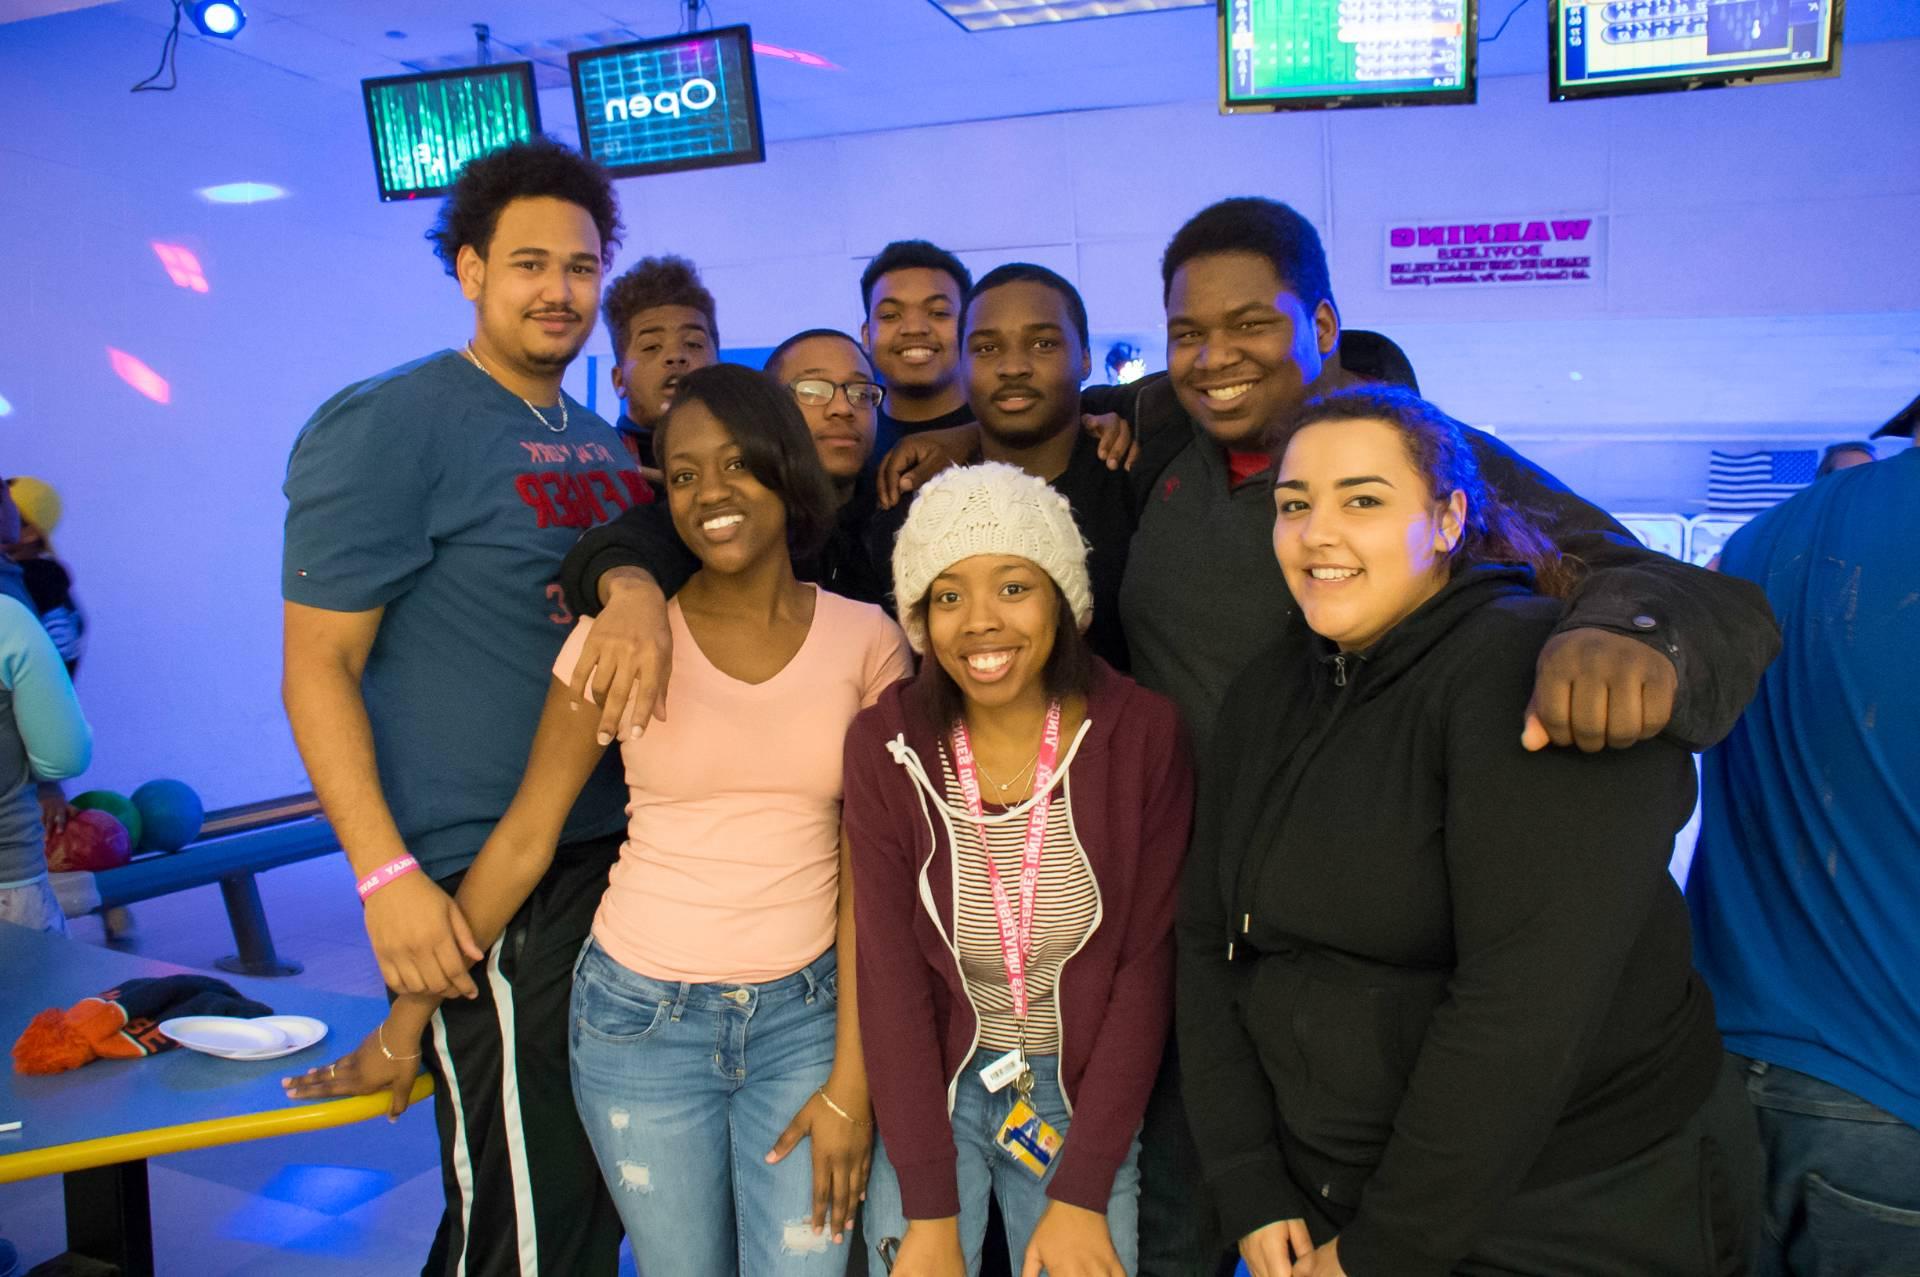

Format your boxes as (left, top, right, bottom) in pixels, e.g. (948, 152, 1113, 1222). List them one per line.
(568, 938, 848, 1277)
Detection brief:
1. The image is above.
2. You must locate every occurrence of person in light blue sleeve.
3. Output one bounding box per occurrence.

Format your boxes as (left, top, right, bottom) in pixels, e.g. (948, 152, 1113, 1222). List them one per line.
(0, 476, 35, 618)
(0, 594, 91, 933)
(1688, 399, 1920, 1277)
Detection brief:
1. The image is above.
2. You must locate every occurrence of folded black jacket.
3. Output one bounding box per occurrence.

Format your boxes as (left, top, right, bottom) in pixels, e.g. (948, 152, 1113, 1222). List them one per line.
(1177, 564, 1721, 1276)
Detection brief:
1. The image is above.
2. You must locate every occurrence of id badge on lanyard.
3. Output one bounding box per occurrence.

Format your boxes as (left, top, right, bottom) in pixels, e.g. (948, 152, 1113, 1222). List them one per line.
(954, 701, 1068, 1175)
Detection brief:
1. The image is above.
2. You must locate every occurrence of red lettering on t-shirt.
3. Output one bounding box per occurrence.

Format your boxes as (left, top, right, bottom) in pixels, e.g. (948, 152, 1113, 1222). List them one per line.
(617, 469, 656, 506)
(516, 473, 561, 528)
(540, 472, 587, 528)
(545, 582, 575, 626)
(521, 465, 652, 529)
(575, 473, 611, 524)
(585, 471, 627, 518)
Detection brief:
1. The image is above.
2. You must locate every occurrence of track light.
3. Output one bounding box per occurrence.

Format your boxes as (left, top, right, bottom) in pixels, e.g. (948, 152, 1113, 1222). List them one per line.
(186, 1, 246, 39)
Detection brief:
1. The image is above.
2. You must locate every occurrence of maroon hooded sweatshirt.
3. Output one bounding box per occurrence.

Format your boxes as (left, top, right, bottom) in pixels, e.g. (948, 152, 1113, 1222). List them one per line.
(844, 659, 1194, 1218)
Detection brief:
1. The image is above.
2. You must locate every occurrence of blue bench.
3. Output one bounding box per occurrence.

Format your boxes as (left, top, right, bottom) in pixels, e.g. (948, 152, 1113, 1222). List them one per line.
(53, 794, 338, 977)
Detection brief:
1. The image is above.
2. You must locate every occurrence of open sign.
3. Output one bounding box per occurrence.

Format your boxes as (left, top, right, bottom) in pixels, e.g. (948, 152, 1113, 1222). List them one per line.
(571, 25, 764, 179)
(602, 76, 719, 123)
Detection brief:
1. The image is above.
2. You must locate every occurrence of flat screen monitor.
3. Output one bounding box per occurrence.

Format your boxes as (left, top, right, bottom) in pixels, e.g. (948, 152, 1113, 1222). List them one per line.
(362, 63, 542, 202)
(570, 25, 766, 179)
(1220, 0, 1477, 113)
(1550, 0, 1843, 101)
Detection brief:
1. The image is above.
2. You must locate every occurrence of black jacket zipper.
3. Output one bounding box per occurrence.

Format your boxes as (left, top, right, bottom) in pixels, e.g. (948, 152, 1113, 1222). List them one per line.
(1225, 653, 1357, 957)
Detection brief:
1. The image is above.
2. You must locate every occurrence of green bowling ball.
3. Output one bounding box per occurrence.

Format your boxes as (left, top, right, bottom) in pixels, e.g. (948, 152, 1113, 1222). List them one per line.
(71, 789, 142, 850)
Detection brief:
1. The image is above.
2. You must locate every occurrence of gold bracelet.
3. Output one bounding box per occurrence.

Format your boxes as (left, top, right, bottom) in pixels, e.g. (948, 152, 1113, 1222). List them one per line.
(379, 1022, 422, 1063)
(816, 1087, 871, 1126)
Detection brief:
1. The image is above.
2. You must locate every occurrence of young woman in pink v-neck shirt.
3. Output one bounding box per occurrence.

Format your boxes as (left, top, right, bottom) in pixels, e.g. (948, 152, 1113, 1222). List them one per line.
(343, 365, 909, 1277)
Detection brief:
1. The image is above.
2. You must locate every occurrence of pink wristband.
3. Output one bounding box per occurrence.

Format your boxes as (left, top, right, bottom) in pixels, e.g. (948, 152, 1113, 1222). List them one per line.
(356, 854, 420, 901)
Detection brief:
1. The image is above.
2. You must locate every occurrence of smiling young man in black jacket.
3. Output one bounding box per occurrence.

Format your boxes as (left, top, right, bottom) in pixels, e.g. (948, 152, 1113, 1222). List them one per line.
(1096, 198, 1778, 754)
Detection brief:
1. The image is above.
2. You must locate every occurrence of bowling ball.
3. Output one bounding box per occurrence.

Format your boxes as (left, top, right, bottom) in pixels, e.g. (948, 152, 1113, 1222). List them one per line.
(131, 779, 205, 853)
(45, 810, 131, 873)
(71, 790, 141, 850)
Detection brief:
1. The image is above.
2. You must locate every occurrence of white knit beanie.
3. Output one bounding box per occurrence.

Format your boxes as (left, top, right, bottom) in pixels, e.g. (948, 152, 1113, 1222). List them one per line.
(891, 462, 1093, 654)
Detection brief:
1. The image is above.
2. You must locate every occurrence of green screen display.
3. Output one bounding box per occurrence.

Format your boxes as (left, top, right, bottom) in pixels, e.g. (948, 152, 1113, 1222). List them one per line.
(362, 63, 541, 202)
(1222, 0, 1475, 111)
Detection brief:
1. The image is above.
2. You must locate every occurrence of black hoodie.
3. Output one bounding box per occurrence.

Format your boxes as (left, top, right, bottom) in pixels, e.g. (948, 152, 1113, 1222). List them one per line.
(1177, 564, 1720, 1276)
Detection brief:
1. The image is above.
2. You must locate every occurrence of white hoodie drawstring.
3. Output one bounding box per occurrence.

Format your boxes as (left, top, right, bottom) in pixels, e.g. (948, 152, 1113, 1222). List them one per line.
(886, 722, 1093, 824)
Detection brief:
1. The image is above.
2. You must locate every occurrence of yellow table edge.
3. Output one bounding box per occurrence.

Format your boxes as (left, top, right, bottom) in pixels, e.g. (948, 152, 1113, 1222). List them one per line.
(0, 1073, 434, 1183)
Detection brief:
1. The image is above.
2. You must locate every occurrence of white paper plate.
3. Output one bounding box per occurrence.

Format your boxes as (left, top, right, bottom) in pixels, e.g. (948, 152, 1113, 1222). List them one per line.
(160, 1015, 288, 1057)
(224, 1015, 329, 1060)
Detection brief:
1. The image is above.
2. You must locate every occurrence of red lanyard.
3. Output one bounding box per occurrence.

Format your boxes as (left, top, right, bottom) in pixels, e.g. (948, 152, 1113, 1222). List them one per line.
(951, 700, 1063, 1021)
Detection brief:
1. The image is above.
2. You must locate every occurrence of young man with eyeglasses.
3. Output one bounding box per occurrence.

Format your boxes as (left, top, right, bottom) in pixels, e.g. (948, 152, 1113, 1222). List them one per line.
(557, 330, 895, 610)
(559, 263, 1142, 660)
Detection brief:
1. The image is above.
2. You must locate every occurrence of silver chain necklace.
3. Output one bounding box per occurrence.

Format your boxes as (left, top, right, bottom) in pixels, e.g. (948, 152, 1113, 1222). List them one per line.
(462, 344, 567, 433)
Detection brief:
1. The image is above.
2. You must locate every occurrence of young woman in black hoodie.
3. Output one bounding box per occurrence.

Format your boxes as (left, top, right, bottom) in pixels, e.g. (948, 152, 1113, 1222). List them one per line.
(1178, 388, 1759, 1277)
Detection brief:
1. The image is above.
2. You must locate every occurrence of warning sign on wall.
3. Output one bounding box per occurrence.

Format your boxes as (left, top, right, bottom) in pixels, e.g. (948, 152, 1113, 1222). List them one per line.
(1385, 215, 1605, 289)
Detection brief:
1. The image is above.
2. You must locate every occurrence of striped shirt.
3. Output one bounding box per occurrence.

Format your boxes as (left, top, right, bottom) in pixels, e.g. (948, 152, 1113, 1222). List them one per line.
(940, 745, 1099, 1053)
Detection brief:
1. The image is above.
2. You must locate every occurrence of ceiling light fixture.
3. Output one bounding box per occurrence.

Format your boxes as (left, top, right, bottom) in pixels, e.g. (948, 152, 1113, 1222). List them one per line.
(197, 181, 287, 204)
(186, 0, 246, 39)
(924, 0, 1208, 32)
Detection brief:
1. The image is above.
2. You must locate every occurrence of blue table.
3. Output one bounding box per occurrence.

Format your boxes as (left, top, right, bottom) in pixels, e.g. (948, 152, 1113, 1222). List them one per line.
(0, 923, 429, 1275)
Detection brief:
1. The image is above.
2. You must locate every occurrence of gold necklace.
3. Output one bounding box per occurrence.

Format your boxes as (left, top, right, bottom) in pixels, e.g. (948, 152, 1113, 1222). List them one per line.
(462, 344, 567, 433)
(975, 750, 1039, 795)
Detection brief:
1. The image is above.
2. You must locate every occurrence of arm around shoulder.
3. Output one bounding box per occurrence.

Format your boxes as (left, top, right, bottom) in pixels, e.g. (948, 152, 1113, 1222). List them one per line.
(1465, 429, 1780, 749)
(557, 500, 696, 618)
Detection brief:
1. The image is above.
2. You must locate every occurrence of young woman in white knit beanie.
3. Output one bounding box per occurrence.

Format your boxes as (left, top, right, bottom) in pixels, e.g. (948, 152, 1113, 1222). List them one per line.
(844, 461, 1195, 1277)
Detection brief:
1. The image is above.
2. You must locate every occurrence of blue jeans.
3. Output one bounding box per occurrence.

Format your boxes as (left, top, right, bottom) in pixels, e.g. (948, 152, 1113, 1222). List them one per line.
(568, 938, 849, 1277)
(864, 1050, 1143, 1276)
(1738, 1055, 1920, 1277)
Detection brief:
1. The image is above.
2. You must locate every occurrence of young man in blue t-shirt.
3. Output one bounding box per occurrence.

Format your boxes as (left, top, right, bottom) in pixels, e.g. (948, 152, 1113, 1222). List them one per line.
(1689, 402, 1920, 1277)
(279, 139, 644, 1277)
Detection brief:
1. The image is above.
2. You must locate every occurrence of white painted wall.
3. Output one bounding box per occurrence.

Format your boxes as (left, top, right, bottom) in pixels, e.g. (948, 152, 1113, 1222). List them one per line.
(0, 7, 1914, 803)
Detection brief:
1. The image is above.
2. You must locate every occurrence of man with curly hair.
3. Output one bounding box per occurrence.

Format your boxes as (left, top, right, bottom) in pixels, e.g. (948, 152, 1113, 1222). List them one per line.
(601, 253, 719, 470)
(280, 138, 643, 1277)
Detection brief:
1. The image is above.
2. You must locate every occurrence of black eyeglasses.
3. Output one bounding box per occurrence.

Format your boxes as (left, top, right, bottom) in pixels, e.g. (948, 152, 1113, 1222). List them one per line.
(789, 378, 886, 409)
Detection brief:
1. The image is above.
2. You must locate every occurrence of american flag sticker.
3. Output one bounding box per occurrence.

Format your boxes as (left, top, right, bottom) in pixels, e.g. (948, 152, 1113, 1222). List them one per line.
(1708, 450, 1818, 514)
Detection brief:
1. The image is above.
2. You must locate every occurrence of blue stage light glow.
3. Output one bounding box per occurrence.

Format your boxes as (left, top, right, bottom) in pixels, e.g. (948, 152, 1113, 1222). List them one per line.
(188, 1, 246, 39)
(197, 181, 286, 204)
(217, 1165, 399, 1254)
(258, 1164, 395, 1217)
(0, 392, 12, 417)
